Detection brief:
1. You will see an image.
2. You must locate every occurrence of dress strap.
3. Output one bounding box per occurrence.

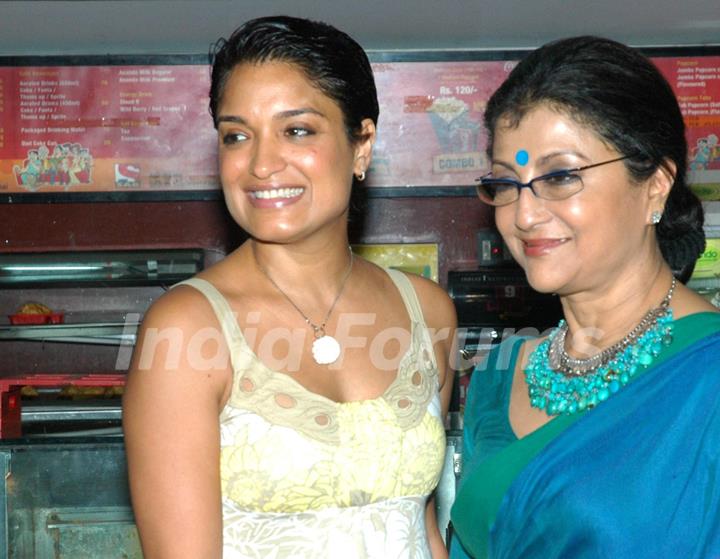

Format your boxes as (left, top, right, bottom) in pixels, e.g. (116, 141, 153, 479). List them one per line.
(384, 268, 441, 374)
(173, 277, 248, 371)
(384, 268, 427, 326)
(383, 267, 441, 411)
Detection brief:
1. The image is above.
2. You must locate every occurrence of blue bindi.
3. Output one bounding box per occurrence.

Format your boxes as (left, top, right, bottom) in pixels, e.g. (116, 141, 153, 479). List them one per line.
(515, 149, 529, 166)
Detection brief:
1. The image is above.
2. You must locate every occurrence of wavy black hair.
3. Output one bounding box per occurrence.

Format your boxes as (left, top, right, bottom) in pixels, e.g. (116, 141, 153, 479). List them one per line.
(484, 36, 705, 280)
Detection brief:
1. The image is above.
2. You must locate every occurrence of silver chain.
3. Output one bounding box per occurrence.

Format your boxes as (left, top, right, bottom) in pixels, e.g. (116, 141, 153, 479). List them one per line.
(253, 244, 354, 339)
(549, 277, 676, 377)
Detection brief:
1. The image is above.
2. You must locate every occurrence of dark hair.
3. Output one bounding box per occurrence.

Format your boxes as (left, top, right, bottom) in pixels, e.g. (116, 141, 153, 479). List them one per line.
(209, 15, 379, 144)
(484, 36, 705, 280)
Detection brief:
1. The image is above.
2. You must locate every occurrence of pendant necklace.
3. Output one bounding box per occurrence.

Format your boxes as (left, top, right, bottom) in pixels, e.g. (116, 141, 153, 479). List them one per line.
(524, 277, 676, 415)
(253, 244, 353, 365)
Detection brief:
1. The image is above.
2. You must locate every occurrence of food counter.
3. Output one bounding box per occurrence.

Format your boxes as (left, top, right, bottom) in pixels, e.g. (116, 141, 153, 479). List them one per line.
(0, 249, 198, 557)
(0, 436, 140, 558)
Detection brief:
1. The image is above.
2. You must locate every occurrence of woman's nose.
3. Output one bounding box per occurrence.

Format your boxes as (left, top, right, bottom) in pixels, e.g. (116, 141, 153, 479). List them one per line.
(249, 134, 286, 179)
(513, 187, 551, 230)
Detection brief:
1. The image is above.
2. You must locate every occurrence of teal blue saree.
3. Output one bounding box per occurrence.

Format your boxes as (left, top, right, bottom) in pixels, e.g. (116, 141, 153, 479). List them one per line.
(451, 312, 720, 558)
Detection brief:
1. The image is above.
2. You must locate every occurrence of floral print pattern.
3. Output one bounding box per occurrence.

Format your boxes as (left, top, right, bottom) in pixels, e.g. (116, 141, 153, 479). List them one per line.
(179, 270, 445, 558)
(222, 496, 431, 559)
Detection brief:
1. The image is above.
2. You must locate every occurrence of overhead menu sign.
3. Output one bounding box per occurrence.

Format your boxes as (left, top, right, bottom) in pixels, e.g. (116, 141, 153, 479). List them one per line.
(654, 56, 720, 199)
(0, 64, 217, 195)
(0, 54, 718, 196)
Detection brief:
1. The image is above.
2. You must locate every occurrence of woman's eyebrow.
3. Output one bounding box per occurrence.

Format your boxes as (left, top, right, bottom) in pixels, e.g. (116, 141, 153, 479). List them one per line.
(215, 115, 247, 125)
(273, 108, 327, 120)
(535, 150, 589, 166)
(215, 108, 327, 126)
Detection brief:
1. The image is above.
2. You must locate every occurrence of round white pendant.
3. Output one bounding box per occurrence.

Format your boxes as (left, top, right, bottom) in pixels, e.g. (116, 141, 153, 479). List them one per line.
(311, 335, 341, 365)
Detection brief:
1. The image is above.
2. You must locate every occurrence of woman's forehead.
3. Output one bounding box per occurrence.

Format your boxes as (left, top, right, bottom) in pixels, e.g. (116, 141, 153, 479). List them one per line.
(492, 106, 609, 156)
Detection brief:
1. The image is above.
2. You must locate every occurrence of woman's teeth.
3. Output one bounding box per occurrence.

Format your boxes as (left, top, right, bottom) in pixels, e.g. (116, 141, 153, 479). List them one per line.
(251, 187, 304, 199)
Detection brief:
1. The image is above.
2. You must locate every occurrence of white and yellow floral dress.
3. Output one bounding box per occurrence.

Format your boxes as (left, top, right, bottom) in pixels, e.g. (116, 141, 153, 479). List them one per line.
(179, 269, 446, 558)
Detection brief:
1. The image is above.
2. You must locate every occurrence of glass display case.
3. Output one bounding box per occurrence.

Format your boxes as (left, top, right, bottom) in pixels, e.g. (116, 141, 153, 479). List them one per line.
(0, 437, 141, 559)
(0, 248, 217, 432)
(0, 249, 220, 556)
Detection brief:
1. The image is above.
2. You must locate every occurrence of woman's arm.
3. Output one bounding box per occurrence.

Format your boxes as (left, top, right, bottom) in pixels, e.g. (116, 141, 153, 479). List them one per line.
(411, 275, 458, 559)
(426, 492, 449, 559)
(122, 287, 232, 559)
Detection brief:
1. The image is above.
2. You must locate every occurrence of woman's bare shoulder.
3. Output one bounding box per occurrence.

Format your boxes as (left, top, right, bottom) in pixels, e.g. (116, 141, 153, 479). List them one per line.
(403, 271, 457, 329)
(143, 246, 252, 330)
(125, 279, 233, 416)
(141, 282, 218, 332)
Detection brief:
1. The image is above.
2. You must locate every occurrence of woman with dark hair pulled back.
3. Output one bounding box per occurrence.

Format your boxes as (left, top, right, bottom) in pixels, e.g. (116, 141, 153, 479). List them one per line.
(449, 36, 720, 558)
(124, 15, 455, 559)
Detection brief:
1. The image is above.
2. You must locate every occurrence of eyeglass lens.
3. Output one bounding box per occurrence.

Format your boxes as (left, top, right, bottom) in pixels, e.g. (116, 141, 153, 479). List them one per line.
(476, 154, 633, 206)
(477, 172, 584, 205)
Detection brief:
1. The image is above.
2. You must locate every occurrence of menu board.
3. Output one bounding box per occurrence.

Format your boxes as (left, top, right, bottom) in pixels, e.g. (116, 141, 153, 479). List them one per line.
(0, 53, 719, 197)
(0, 64, 217, 196)
(654, 56, 720, 200)
(368, 60, 513, 187)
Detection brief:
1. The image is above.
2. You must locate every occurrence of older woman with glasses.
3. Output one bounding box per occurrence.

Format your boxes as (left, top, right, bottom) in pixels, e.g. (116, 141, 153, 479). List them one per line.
(449, 36, 720, 559)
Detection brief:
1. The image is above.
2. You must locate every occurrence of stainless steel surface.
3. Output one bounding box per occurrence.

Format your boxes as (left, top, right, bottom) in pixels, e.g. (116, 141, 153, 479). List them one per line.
(0, 322, 138, 345)
(19, 400, 123, 438)
(21, 403, 122, 424)
(0, 249, 204, 287)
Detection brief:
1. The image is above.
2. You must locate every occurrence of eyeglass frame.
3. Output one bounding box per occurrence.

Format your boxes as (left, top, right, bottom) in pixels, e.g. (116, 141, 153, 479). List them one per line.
(474, 154, 635, 206)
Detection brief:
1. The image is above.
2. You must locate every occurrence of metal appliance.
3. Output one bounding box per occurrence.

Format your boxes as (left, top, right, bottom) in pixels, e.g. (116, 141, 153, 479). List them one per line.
(447, 266, 563, 411)
(0, 248, 219, 558)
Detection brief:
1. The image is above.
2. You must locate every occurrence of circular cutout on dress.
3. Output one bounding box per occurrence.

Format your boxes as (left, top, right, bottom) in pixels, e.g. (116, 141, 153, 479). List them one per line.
(274, 393, 297, 409)
(411, 371, 422, 386)
(398, 398, 411, 409)
(314, 414, 330, 426)
(240, 377, 255, 392)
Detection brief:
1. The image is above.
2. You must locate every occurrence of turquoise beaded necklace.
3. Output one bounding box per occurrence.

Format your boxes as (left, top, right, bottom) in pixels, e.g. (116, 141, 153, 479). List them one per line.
(525, 279, 676, 416)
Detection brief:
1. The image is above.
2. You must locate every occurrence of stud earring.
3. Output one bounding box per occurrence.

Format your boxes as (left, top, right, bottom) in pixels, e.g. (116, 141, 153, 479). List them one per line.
(356, 170, 366, 182)
(651, 210, 662, 225)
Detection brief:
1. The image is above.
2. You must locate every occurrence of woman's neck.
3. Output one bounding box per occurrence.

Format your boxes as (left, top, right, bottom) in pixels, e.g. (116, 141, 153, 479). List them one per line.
(559, 262, 674, 358)
(249, 237, 354, 303)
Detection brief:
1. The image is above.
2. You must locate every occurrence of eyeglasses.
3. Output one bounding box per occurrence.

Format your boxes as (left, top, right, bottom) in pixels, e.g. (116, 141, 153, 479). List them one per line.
(475, 154, 634, 206)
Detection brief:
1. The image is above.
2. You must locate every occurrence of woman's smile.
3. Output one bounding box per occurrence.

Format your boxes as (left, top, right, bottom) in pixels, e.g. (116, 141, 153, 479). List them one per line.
(521, 237, 570, 257)
(247, 186, 306, 208)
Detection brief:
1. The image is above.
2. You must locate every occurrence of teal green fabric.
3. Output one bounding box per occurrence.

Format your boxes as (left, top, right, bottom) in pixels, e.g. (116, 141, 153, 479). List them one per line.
(450, 312, 720, 559)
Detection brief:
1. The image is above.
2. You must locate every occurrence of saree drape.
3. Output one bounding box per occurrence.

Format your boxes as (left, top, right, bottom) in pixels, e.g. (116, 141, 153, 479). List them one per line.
(451, 313, 720, 559)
